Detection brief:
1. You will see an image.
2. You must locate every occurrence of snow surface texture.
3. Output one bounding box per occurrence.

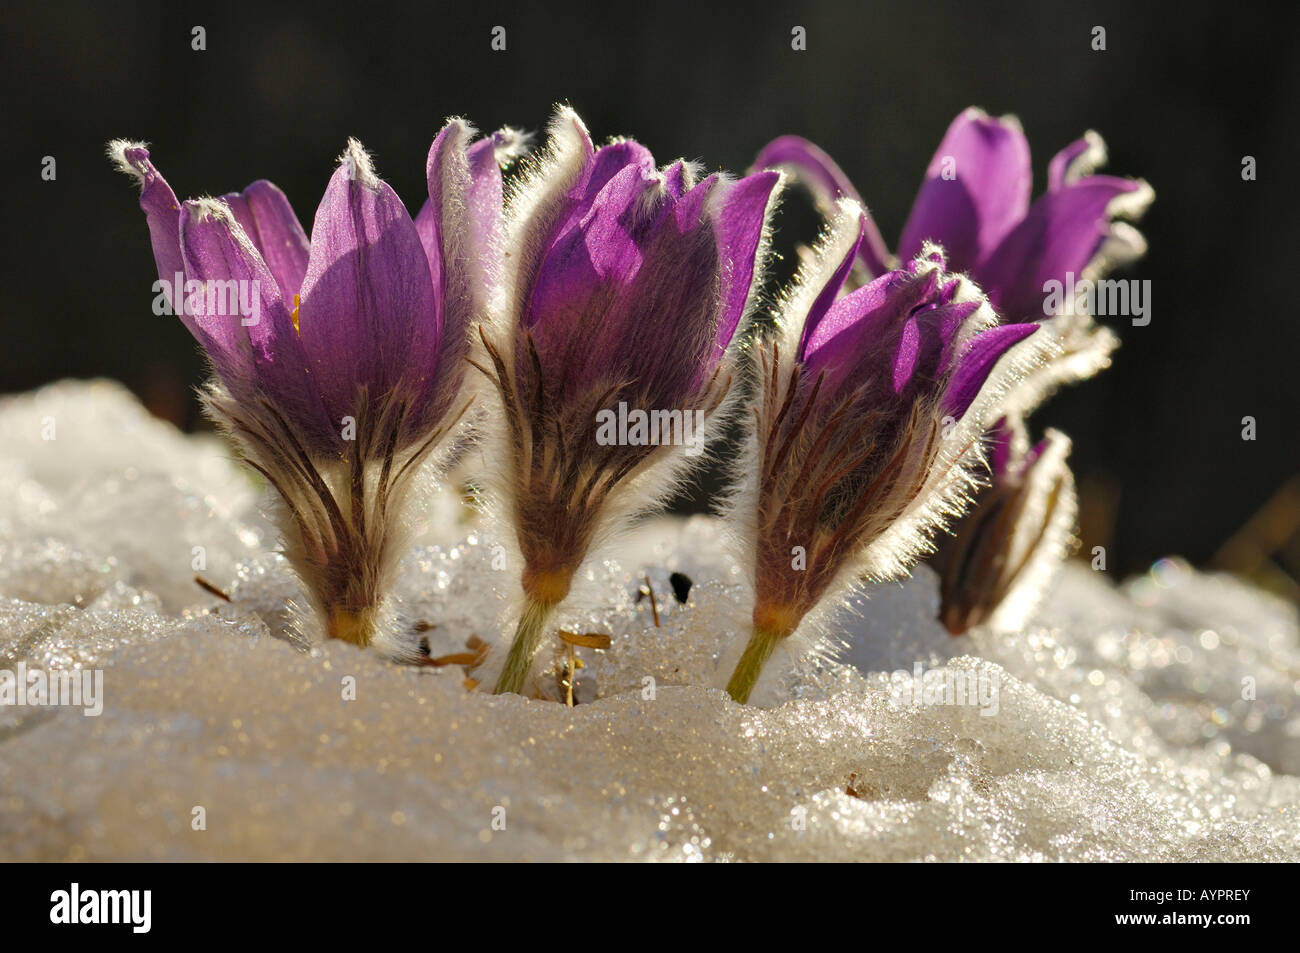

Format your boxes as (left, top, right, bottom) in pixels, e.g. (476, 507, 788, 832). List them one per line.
(1, 380, 1297, 861)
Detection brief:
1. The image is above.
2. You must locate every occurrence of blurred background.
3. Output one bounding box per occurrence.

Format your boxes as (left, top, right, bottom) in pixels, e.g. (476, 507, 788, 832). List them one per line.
(2, 0, 1298, 588)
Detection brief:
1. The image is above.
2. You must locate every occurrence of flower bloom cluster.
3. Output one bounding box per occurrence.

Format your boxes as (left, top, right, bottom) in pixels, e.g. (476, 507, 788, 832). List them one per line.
(111, 105, 1150, 703)
(751, 107, 1151, 660)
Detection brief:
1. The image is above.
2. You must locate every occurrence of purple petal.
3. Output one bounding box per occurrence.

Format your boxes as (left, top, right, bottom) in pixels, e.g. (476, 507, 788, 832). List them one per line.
(803, 257, 980, 400)
(893, 299, 982, 394)
(520, 123, 770, 408)
(897, 109, 1032, 273)
(464, 128, 521, 274)
(526, 164, 724, 405)
(296, 140, 440, 431)
(414, 120, 472, 416)
(109, 143, 187, 317)
(218, 178, 312, 297)
(943, 323, 1040, 418)
(519, 139, 657, 303)
(802, 269, 904, 370)
(526, 141, 660, 319)
(711, 170, 780, 362)
(753, 135, 892, 277)
(569, 141, 657, 209)
(1047, 132, 1104, 192)
(415, 122, 523, 418)
(415, 118, 497, 301)
(177, 199, 333, 447)
(220, 180, 310, 300)
(175, 200, 257, 386)
(608, 174, 726, 402)
(661, 159, 696, 198)
(503, 108, 596, 316)
(974, 176, 1151, 323)
(525, 154, 662, 333)
(795, 210, 867, 363)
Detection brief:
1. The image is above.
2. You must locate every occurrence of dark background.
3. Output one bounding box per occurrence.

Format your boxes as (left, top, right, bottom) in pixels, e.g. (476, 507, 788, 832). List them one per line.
(3, 0, 1298, 583)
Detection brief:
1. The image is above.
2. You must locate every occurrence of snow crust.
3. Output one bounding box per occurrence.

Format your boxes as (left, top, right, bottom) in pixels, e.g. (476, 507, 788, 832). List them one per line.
(1, 380, 1297, 861)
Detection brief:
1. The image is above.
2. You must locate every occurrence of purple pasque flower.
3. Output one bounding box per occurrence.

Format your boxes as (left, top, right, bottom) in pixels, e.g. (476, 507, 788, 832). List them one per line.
(109, 120, 522, 650)
(754, 109, 1150, 653)
(754, 107, 1153, 326)
(478, 106, 781, 695)
(724, 201, 1055, 704)
(933, 418, 1076, 635)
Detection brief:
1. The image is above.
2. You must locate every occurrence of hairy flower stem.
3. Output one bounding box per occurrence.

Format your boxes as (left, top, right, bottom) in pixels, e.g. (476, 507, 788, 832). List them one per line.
(726, 623, 795, 704)
(494, 598, 558, 695)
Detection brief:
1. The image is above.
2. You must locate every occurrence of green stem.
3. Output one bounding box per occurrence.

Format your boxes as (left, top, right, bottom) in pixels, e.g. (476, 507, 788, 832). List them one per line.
(725, 625, 786, 704)
(494, 598, 556, 695)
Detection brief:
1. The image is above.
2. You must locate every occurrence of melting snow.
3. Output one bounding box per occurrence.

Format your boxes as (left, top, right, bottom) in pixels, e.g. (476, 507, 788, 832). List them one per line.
(1, 380, 1297, 861)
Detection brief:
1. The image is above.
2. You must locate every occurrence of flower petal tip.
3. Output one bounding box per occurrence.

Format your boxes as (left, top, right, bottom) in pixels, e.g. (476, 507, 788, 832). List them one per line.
(1062, 130, 1109, 184)
(960, 105, 1023, 135)
(491, 126, 534, 164)
(338, 137, 380, 190)
(823, 196, 865, 239)
(549, 105, 593, 151)
(183, 195, 234, 224)
(665, 157, 707, 190)
(1111, 178, 1156, 221)
(106, 139, 153, 185)
(915, 238, 948, 264)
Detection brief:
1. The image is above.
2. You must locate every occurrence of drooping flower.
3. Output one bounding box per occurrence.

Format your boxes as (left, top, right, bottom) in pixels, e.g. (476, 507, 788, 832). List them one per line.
(753, 108, 1154, 411)
(476, 107, 780, 695)
(109, 121, 524, 652)
(723, 202, 1057, 704)
(932, 418, 1076, 635)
